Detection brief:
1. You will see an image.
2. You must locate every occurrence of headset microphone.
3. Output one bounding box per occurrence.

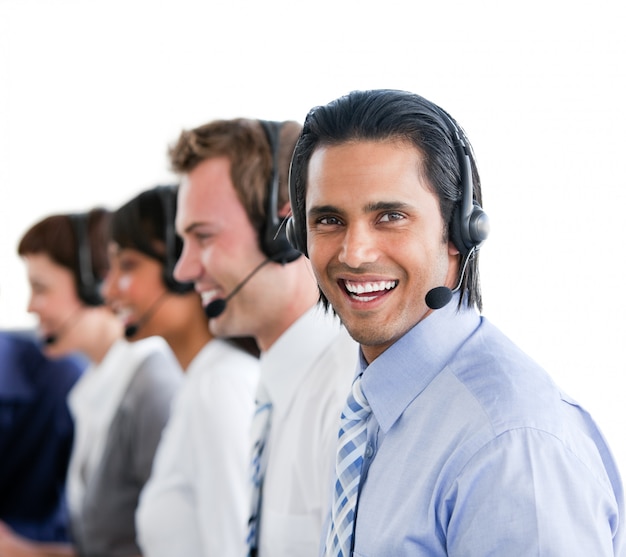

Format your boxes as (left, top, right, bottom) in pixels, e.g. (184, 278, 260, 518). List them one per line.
(425, 247, 476, 310)
(424, 286, 454, 311)
(124, 291, 170, 339)
(204, 258, 271, 319)
(44, 333, 60, 346)
(43, 309, 83, 346)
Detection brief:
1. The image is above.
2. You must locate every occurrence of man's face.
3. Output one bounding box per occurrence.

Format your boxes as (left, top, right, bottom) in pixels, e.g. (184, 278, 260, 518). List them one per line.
(174, 156, 268, 340)
(306, 140, 460, 363)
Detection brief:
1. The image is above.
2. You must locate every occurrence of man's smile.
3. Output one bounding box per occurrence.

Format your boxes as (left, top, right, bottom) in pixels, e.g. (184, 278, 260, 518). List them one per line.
(342, 279, 398, 302)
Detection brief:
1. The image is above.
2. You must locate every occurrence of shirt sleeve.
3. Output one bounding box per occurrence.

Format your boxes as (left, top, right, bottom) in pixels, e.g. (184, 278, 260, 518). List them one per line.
(443, 427, 620, 556)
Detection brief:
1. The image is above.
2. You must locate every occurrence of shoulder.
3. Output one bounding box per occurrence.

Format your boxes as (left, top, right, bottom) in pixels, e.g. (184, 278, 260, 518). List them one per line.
(131, 337, 182, 378)
(436, 318, 616, 485)
(184, 340, 259, 404)
(124, 338, 183, 401)
(193, 339, 259, 373)
(450, 318, 563, 430)
(307, 326, 358, 387)
(0, 330, 85, 393)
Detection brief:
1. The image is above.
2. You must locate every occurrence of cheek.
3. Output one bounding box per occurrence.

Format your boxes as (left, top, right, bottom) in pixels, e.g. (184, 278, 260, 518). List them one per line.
(307, 236, 332, 272)
(118, 275, 133, 292)
(112, 273, 147, 304)
(197, 246, 220, 280)
(306, 246, 325, 287)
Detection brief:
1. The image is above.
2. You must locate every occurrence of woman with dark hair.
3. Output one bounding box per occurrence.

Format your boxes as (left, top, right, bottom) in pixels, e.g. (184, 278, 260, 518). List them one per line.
(104, 186, 215, 368)
(0, 208, 182, 557)
(104, 185, 260, 557)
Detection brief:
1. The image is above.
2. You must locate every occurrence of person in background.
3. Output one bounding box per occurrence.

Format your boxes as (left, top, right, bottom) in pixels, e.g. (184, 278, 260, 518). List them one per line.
(103, 184, 211, 368)
(103, 184, 260, 557)
(287, 88, 625, 556)
(171, 118, 358, 557)
(0, 328, 85, 543)
(0, 208, 182, 557)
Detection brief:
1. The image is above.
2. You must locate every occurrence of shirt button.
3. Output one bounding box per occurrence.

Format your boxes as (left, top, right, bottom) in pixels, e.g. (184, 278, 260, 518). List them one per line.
(364, 444, 374, 458)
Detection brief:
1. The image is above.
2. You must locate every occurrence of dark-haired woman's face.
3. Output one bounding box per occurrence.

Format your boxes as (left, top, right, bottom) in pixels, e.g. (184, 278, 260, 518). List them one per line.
(102, 243, 169, 340)
(23, 252, 85, 357)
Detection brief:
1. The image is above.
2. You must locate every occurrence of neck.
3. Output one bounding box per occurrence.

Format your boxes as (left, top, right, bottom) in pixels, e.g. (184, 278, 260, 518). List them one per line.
(165, 305, 213, 370)
(83, 310, 124, 364)
(256, 258, 319, 352)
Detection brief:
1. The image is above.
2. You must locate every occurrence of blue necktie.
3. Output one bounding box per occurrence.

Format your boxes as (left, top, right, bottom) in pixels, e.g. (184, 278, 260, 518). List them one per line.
(324, 374, 371, 557)
(247, 384, 272, 557)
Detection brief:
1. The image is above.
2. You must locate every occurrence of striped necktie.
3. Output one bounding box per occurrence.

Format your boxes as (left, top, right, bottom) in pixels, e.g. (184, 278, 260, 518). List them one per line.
(324, 374, 371, 557)
(247, 383, 272, 557)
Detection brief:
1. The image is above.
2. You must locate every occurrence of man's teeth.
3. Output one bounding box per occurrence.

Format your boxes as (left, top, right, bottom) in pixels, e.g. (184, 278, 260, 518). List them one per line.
(344, 280, 397, 295)
(201, 290, 219, 305)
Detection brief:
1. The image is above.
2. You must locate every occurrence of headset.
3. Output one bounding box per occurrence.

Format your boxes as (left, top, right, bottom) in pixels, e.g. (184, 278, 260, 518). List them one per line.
(258, 120, 302, 264)
(155, 184, 195, 294)
(439, 109, 490, 257)
(285, 101, 490, 258)
(69, 212, 104, 306)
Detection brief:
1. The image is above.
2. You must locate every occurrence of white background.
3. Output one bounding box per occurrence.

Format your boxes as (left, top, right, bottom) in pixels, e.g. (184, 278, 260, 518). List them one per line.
(1, 0, 625, 474)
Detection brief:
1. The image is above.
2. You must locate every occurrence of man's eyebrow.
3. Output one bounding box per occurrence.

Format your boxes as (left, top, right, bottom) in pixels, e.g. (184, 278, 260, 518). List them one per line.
(181, 221, 208, 235)
(307, 205, 341, 220)
(308, 201, 412, 218)
(362, 201, 412, 213)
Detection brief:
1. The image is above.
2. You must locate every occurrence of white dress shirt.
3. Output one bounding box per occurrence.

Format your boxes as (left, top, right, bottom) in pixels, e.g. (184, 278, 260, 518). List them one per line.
(136, 339, 260, 557)
(257, 305, 358, 557)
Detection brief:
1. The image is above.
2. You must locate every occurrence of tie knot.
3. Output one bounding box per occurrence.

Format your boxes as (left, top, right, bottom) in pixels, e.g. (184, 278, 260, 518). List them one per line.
(343, 375, 371, 421)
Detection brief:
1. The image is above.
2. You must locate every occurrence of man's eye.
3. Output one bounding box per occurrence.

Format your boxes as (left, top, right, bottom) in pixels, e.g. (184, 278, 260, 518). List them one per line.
(318, 216, 342, 225)
(379, 212, 404, 223)
(193, 231, 213, 243)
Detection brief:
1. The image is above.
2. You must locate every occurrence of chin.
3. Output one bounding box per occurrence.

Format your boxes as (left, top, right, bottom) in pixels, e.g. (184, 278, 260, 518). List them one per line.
(44, 344, 68, 360)
(211, 311, 254, 342)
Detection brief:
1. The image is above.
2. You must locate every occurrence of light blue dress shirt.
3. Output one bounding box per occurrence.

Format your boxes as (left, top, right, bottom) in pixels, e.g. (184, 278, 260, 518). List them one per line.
(349, 298, 624, 556)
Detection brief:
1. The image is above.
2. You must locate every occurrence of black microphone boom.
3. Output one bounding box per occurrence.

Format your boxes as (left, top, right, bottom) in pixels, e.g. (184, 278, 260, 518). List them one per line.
(425, 247, 475, 311)
(124, 292, 170, 339)
(204, 258, 271, 319)
(43, 309, 83, 346)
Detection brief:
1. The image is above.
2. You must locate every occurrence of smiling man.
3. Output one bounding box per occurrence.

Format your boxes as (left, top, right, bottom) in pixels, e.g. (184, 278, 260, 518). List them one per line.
(287, 89, 625, 556)
(170, 118, 357, 557)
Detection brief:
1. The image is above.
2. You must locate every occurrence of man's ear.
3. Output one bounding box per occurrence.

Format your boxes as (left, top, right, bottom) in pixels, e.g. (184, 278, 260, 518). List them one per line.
(278, 201, 292, 219)
(448, 240, 460, 256)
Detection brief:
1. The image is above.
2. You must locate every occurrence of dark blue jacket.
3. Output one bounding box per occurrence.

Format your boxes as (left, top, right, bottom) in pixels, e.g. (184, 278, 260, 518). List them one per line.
(0, 330, 85, 541)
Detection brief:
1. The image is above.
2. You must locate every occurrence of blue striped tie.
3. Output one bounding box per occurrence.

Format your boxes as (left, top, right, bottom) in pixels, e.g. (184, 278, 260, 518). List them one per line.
(247, 384, 272, 557)
(324, 374, 371, 557)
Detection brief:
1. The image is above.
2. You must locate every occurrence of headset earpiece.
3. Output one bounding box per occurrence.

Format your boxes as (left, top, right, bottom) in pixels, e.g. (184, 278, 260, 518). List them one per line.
(447, 126, 490, 256)
(156, 185, 195, 294)
(69, 213, 104, 306)
(285, 140, 308, 257)
(259, 120, 302, 264)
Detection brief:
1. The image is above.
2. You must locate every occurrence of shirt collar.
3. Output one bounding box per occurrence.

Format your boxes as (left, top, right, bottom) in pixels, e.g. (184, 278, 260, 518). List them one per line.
(360, 295, 481, 433)
(259, 304, 345, 417)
